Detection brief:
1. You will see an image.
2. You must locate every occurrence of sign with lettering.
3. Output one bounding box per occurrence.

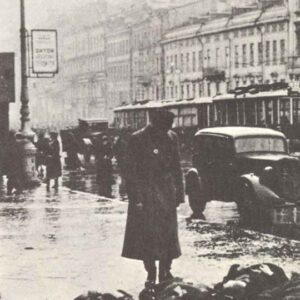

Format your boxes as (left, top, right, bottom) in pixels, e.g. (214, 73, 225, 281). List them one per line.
(0, 53, 15, 103)
(31, 30, 58, 74)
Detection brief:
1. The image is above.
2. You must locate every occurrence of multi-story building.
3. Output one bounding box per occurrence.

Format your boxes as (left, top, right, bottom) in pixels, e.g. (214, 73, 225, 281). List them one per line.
(106, 18, 132, 123)
(29, 1, 107, 129)
(162, 0, 297, 100)
(110, 0, 233, 107)
(29, 0, 300, 129)
(62, 23, 106, 126)
(130, 8, 164, 103)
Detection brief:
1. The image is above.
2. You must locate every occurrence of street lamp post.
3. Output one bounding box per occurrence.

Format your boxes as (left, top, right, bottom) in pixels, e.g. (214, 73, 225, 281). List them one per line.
(19, 0, 38, 185)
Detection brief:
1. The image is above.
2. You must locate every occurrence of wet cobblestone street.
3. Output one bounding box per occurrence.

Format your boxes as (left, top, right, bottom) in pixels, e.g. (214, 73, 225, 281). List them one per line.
(0, 169, 299, 300)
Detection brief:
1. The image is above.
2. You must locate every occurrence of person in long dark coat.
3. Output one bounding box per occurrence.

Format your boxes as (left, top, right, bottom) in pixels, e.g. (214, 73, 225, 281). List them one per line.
(35, 132, 48, 178)
(96, 135, 114, 198)
(4, 130, 23, 195)
(122, 109, 184, 285)
(46, 132, 62, 189)
(64, 132, 81, 170)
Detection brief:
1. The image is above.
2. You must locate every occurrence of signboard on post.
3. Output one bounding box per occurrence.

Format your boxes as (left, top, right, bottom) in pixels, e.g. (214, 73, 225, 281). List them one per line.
(31, 30, 58, 74)
(0, 53, 15, 103)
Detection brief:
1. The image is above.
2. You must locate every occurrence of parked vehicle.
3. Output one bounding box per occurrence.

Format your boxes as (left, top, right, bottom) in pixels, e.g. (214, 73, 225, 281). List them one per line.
(186, 126, 300, 228)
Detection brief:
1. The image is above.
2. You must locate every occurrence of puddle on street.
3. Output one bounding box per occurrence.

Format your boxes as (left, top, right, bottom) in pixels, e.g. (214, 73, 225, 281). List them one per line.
(0, 166, 299, 299)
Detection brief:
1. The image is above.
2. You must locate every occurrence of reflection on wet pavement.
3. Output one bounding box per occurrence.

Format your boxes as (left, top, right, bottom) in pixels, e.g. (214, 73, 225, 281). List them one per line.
(0, 169, 299, 300)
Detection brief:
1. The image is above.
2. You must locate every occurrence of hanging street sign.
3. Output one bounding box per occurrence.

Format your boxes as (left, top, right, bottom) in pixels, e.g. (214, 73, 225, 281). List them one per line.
(31, 30, 58, 74)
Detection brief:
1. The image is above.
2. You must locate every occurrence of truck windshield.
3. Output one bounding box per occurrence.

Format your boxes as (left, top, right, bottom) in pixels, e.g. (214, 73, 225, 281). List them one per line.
(235, 137, 286, 153)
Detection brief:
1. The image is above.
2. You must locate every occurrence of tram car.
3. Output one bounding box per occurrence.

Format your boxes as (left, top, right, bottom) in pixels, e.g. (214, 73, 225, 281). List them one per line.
(114, 83, 300, 152)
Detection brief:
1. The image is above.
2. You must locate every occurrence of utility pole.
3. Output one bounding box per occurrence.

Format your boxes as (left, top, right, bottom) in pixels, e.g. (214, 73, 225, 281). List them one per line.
(19, 0, 38, 185)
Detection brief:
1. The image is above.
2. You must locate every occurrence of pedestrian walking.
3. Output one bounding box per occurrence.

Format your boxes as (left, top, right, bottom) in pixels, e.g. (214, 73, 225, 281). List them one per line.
(95, 135, 114, 198)
(122, 109, 184, 286)
(35, 132, 48, 178)
(64, 132, 82, 170)
(4, 130, 23, 195)
(113, 129, 131, 200)
(46, 132, 62, 189)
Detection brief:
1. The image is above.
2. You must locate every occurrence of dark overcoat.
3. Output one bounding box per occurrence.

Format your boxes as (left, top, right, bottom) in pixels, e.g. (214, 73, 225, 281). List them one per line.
(122, 125, 184, 261)
(46, 139, 62, 179)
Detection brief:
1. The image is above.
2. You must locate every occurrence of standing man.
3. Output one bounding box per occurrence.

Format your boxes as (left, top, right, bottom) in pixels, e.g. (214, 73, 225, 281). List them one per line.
(122, 109, 184, 286)
(96, 135, 114, 198)
(46, 132, 62, 190)
(4, 131, 23, 195)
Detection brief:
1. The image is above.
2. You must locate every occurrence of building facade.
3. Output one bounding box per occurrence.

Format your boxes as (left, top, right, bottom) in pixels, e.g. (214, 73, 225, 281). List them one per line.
(106, 19, 131, 123)
(162, 1, 298, 101)
(27, 0, 300, 129)
(62, 24, 106, 127)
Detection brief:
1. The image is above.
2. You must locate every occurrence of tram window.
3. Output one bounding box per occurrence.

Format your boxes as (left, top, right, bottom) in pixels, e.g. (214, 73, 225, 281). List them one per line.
(178, 107, 197, 127)
(256, 101, 264, 126)
(228, 101, 237, 125)
(280, 99, 290, 123)
(245, 101, 255, 125)
(214, 102, 225, 125)
(237, 101, 244, 125)
(183, 116, 192, 127)
(265, 100, 273, 126)
(215, 102, 226, 125)
(293, 98, 300, 123)
(173, 116, 179, 128)
(198, 105, 208, 128)
(168, 108, 179, 127)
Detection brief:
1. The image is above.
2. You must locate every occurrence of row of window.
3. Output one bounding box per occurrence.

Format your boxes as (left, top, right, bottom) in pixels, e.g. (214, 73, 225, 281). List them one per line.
(164, 22, 287, 51)
(107, 63, 130, 80)
(132, 26, 161, 50)
(215, 98, 300, 127)
(165, 39, 286, 72)
(64, 55, 105, 76)
(134, 85, 160, 102)
(236, 40, 286, 68)
(166, 77, 286, 100)
(166, 82, 203, 100)
(65, 35, 105, 59)
(107, 39, 130, 57)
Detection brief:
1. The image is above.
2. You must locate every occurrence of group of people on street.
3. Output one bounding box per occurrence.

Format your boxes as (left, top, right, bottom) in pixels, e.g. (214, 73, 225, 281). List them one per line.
(0, 130, 62, 195)
(1, 109, 198, 292)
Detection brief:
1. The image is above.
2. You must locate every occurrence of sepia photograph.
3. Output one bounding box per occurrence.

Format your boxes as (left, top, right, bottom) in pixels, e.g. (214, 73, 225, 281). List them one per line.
(0, 0, 300, 299)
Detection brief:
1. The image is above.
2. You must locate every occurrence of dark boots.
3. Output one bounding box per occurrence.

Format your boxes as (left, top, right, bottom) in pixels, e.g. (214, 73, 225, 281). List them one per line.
(144, 259, 173, 284)
(158, 259, 173, 283)
(144, 260, 157, 284)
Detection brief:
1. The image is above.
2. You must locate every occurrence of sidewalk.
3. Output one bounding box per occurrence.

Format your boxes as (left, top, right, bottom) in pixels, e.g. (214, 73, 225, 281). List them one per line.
(0, 180, 299, 300)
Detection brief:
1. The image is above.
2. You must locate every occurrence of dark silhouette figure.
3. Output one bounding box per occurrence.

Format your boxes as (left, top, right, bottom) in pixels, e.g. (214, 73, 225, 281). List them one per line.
(4, 131, 23, 195)
(113, 129, 131, 199)
(122, 109, 184, 286)
(35, 132, 48, 178)
(46, 132, 62, 189)
(64, 132, 81, 170)
(96, 136, 113, 198)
